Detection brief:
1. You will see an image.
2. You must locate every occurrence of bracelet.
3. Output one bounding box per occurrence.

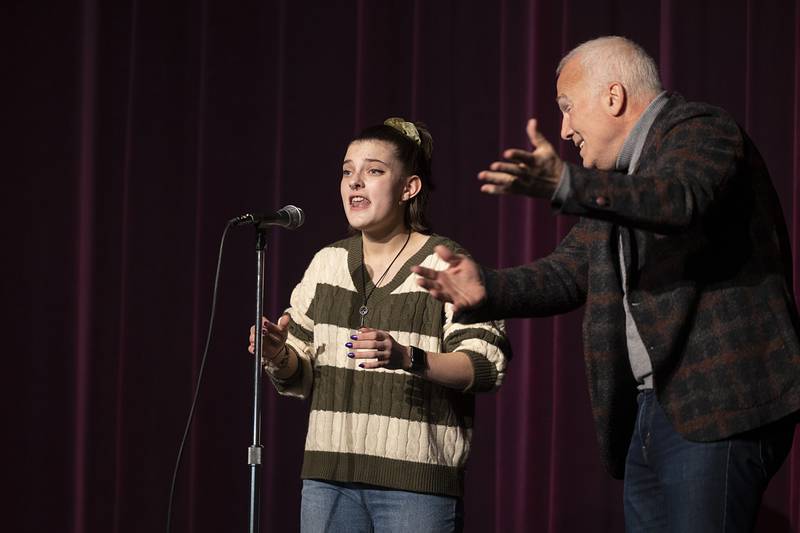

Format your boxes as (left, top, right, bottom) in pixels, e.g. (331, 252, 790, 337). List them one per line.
(262, 344, 289, 371)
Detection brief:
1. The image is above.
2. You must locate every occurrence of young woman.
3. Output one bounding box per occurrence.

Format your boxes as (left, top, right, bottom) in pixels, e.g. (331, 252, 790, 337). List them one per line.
(248, 118, 510, 532)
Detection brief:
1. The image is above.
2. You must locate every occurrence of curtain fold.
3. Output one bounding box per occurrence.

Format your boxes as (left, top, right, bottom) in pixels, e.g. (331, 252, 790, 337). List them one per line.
(6, 1, 799, 531)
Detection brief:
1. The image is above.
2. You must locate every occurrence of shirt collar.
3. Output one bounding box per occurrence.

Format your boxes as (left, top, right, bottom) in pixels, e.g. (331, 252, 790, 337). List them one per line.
(615, 91, 668, 173)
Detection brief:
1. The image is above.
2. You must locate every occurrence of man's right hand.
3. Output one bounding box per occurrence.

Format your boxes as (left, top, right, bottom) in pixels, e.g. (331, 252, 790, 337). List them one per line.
(411, 245, 487, 315)
(478, 118, 563, 198)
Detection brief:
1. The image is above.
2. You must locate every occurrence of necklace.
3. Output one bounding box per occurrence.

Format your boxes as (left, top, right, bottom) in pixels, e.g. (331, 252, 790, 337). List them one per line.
(359, 231, 412, 327)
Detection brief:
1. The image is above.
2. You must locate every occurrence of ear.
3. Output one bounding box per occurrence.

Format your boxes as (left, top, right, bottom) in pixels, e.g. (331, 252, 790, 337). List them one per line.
(606, 82, 626, 117)
(402, 175, 422, 202)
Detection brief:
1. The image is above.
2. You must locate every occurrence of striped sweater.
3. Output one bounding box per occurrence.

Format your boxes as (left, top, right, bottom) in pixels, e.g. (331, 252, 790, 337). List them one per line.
(268, 234, 510, 497)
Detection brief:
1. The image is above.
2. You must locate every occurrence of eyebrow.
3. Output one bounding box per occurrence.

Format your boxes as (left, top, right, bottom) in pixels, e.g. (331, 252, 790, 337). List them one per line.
(342, 158, 388, 165)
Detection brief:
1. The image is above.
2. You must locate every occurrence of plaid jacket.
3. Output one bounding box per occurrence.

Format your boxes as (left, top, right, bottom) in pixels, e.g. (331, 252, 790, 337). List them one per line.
(466, 94, 800, 478)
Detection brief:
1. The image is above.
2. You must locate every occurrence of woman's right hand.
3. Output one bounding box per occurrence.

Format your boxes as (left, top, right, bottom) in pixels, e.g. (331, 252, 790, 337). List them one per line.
(248, 314, 291, 361)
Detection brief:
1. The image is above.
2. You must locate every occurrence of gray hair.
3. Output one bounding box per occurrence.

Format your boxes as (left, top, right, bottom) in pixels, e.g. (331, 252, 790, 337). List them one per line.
(557, 36, 662, 104)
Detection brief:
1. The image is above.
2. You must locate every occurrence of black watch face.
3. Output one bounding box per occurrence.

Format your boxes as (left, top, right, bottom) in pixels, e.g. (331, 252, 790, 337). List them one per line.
(411, 346, 425, 371)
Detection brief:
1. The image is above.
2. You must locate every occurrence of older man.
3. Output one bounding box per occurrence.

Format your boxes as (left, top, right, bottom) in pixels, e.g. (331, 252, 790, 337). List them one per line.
(413, 36, 800, 531)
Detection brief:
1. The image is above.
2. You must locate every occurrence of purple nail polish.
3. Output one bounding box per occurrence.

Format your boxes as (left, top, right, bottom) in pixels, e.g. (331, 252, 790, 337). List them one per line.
(347, 352, 355, 358)
(350, 335, 358, 340)
(345, 342, 353, 348)
(358, 363, 365, 368)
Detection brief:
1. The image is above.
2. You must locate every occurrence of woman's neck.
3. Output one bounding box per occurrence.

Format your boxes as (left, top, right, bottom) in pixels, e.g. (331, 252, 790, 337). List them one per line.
(361, 227, 413, 261)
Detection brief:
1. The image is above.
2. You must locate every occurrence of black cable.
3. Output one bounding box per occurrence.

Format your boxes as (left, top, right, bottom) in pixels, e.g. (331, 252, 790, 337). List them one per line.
(166, 220, 235, 533)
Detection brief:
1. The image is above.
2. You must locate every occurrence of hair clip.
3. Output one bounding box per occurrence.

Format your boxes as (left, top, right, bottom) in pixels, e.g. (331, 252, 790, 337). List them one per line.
(384, 117, 421, 146)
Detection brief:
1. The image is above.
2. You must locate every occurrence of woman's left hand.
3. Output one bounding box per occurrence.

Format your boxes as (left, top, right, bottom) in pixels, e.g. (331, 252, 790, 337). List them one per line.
(346, 328, 409, 370)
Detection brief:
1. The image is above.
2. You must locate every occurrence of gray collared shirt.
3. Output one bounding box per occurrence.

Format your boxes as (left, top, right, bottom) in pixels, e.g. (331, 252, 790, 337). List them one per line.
(552, 91, 668, 389)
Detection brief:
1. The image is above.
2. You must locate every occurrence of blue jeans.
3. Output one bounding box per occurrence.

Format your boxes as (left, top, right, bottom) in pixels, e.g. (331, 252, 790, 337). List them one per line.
(623, 390, 795, 532)
(300, 479, 463, 533)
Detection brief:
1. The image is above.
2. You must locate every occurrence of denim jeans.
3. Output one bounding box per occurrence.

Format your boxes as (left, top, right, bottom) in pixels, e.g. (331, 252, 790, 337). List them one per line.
(300, 479, 463, 533)
(623, 389, 796, 532)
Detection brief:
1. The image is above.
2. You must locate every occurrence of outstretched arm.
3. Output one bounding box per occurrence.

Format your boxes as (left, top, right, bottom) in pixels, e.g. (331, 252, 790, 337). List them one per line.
(414, 222, 591, 323)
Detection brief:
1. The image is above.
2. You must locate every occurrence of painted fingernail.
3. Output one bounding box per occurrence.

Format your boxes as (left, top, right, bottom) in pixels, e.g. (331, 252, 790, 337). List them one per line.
(345, 342, 353, 348)
(358, 363, 365, 368)
(347, 352, 355, 358)
(350, 335, 358, 340)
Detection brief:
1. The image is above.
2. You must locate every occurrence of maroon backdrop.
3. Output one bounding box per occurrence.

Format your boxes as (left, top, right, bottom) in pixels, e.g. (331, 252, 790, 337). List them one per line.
(6, 0, 800, 531)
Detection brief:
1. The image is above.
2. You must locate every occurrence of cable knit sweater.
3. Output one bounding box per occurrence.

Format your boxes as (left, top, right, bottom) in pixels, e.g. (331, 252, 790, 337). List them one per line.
(268, 234, 510, 497)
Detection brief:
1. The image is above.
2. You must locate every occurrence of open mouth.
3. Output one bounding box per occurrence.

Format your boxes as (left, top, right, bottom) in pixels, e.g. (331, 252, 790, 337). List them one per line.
(349, 195, 370, 208)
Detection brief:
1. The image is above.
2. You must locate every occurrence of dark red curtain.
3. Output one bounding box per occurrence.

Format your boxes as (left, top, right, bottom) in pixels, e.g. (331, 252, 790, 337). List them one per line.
(6, 1, 800, 531)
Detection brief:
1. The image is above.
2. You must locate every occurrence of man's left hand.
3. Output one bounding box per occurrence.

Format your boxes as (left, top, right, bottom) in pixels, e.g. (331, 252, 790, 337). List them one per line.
(478, 118, 563, 198)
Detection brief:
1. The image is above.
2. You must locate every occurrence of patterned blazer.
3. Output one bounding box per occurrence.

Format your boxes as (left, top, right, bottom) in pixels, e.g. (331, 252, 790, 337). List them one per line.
(465, 93, 800, 478)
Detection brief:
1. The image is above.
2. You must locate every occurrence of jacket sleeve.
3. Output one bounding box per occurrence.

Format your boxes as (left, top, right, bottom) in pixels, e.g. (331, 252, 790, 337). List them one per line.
(560, 105, 743, 234)
(456, 218, 592, 324)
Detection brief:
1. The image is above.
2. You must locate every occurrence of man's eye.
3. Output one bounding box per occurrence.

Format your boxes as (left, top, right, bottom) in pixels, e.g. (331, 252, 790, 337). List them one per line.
(342, 169, 352, 177)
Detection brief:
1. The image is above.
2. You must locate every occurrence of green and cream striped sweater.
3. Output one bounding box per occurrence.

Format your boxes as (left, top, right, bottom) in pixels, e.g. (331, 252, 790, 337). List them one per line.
(269, 234, 510, 497)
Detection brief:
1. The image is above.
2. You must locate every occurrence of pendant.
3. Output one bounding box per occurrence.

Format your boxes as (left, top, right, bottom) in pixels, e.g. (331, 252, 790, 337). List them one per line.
(358, 305, 368, 327)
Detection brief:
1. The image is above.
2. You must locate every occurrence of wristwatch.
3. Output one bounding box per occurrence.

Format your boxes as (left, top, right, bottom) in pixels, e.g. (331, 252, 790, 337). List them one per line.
(408, 345, 428, 373)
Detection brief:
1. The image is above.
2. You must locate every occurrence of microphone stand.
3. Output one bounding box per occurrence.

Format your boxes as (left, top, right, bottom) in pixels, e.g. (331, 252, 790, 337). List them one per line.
(248, 225, 268, 532)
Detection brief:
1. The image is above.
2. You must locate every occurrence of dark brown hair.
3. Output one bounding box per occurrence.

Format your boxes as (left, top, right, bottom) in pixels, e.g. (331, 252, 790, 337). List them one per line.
(351, 121, 434, 234)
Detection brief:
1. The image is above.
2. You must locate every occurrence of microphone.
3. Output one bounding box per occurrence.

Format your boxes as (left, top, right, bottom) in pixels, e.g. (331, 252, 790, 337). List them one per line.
(230, 205, 305, 229)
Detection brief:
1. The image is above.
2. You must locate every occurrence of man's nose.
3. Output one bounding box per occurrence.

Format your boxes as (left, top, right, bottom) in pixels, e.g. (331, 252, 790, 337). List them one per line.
(560, 115, 573, 140)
